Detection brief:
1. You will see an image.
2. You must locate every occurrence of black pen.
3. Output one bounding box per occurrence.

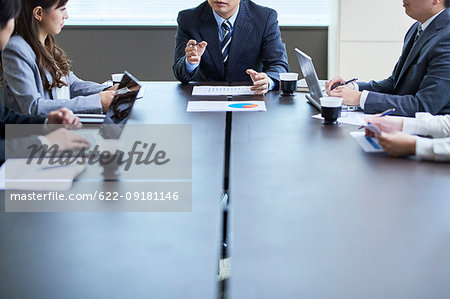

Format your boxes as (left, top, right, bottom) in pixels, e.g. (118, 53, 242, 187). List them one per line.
(330, 77, 358, 90)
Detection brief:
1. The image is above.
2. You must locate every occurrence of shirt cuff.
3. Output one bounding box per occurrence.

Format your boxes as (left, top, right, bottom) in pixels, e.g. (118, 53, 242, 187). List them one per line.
(268, 77, 275, 91)
(37, 136, 51, 147)
(44, 117, 50, 132)
(402, 117, 418, 135)
(185, 58, 199, 75)
(415, 136, 434, 160)
(359, 90, 370, 109)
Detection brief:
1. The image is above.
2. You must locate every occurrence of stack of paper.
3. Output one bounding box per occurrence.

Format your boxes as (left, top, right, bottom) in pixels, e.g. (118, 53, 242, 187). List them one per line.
(2, 158, 85, 191)
(297, 78, 327, 92)
(312, 111, 367, 126)
(350, 131, 384, 153)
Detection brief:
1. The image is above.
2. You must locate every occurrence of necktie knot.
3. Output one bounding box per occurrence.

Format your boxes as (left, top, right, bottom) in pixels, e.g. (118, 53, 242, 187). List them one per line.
(222, 20, 232, 33)
(414, 24, 423, 44)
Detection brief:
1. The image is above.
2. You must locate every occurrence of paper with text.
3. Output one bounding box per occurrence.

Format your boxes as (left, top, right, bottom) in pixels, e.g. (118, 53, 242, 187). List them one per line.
(312, 111, 367, 126)
(192, 86, 255, 96)
(350, 131, 384, 153)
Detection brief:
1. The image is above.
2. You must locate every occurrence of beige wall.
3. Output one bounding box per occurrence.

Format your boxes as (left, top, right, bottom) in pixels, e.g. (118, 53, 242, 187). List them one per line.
(329, 0, 414, 81)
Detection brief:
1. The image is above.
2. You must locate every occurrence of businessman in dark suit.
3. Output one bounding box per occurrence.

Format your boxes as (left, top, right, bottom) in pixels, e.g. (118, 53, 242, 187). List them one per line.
(173, 0, 290, 95)
(326, 0, 450, 117)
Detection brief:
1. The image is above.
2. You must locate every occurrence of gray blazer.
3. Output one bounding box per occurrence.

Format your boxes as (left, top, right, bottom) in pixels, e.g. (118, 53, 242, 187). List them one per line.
(2, 35, 107, 116)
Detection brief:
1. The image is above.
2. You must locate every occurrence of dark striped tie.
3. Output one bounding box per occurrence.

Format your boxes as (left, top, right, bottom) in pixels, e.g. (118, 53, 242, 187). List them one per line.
(414, 24, 423, 44)
(221, 20, 232, 64)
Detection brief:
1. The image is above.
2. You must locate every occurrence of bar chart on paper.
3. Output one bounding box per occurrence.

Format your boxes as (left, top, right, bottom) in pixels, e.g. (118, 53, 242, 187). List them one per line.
(187, 101, 266, 112)
(228, 103, 259, 109)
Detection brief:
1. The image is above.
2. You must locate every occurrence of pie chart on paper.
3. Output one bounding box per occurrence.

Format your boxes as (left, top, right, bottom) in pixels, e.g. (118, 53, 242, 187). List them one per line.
(228, 103, 259, 109)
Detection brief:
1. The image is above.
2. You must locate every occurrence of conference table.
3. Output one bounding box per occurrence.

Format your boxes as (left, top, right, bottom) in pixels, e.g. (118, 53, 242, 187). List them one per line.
(0, 82, 225, 299)
(1, 82, 449, 299)
(228, 91, 450, 298)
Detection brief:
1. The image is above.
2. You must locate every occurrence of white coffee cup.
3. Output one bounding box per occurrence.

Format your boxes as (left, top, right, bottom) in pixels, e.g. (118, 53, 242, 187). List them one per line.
(279, 73, 299, 96)
(279, 73, 299, 81)
(320, 97, 343, 108)
(320, 97, 343, 125)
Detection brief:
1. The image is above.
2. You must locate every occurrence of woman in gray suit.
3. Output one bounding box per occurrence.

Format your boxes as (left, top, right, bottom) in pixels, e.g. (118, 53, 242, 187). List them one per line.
(0, 0, 90, 164)
(1, 0, 116, 115)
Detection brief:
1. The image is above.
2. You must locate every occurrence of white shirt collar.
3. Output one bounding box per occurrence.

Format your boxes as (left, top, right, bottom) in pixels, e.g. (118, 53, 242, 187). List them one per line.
(212, 5, 239, 29)
(420, 8, 445, 32)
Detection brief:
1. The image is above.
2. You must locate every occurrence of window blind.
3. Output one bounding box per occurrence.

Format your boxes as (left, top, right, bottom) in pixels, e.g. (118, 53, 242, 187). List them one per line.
(65, 0, 329, 26)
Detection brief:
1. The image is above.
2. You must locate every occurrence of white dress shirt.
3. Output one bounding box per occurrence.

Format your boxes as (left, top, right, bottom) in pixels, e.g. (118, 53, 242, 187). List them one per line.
(403, 113, 450, 161)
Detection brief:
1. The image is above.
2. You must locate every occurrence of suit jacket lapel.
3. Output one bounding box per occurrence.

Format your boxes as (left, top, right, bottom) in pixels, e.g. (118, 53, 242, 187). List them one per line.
(396, 10, 449, 87)
(199, 6, 224, 78)
(227, 2, 254, 79)
(393, 24, 416, 82)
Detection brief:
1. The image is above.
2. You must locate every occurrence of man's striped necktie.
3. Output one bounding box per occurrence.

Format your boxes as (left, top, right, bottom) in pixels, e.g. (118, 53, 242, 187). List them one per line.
(221, 20, 232, 64)
(414, 24, 423, 44)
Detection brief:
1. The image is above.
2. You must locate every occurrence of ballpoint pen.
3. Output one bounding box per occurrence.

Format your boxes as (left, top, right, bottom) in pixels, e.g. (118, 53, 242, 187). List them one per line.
(379, 107, 396, 117)
(330, 77, 358, 90)
(358, 108, 396, 130)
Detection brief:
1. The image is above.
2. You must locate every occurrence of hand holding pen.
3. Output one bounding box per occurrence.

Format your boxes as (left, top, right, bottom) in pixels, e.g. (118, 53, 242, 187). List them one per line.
(361, 108, 404, 137)
(330, 77, 358, 91)
(325, 76, 358, 92)
(185, 40, 208, 65)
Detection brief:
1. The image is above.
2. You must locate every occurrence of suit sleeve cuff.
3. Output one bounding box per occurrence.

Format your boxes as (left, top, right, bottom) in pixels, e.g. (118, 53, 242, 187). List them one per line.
(359, 90, 370, 110)
(185, 58, 199, 75)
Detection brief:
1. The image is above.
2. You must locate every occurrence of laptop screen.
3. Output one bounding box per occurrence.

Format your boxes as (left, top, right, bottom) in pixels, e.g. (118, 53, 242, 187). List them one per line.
(295, 48, 324, 102)
(100, 71, 141, 139)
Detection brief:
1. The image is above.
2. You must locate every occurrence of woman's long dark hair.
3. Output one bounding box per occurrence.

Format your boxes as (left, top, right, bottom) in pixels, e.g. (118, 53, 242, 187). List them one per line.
(15, 0, 71, 90)
(0, 0, 21, 86)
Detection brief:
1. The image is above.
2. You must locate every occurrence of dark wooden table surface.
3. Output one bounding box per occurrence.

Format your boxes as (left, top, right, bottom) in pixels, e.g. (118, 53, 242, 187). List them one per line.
(229, 91, 450, 299)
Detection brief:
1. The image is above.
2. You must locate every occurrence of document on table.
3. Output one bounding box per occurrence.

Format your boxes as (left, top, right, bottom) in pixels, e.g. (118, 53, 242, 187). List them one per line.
(187, 101, 266, 112)
(312, 111, 367, 126)
(350, 131, 384, 153)
(192, 86, 255, 96)
(298, 78, 327, 92)
(1, 158, 85, 191)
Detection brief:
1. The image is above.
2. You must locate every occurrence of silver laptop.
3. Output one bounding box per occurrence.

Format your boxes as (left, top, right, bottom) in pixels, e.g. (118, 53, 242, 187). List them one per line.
(295, 48, 325, 110)
(295, 48, 362, 112)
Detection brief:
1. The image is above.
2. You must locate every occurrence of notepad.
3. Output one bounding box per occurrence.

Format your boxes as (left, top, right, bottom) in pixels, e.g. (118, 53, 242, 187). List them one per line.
(2, 158, 85, 191)
(350, 131, 384, 153)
